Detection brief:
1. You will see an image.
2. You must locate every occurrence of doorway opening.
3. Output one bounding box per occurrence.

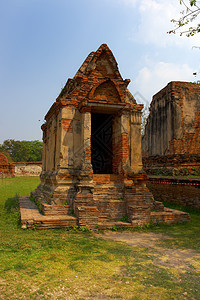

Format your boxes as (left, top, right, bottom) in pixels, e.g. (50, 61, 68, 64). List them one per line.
(91, 113, 113, 174)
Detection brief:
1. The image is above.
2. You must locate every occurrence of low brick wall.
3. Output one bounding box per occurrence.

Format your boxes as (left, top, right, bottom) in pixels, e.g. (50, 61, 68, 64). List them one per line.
(15, 162, 42, 176)
(0, 164, 15, 178)
(147, 177, 200, 210)
(142, 154, 200, 177)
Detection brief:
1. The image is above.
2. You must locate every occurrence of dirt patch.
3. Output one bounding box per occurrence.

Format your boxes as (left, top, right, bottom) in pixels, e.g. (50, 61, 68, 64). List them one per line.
(96, 231, 170, 248)
(96, 231, 200, 272)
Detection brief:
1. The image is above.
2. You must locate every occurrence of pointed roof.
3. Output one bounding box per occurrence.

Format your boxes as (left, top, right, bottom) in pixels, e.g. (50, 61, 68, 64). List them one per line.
(74, 51, 95, 78)
(57, 44, 129, 101)
(45, 44, 142, 121)
(74, 44, 122, 80)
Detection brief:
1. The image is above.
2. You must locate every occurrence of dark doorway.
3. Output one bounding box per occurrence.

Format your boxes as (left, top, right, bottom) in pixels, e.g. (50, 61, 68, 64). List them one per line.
(91, 113, 113, 174)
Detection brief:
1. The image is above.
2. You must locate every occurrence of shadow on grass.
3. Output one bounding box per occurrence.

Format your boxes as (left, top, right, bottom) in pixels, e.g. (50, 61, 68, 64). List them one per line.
(4, 194, 21, 227)
(4, 194, 19, 213)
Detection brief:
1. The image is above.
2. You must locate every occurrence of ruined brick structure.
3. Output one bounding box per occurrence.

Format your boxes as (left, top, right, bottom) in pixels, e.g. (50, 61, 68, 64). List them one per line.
(0, 152, 14, 178)
(142, 81, 200, 176)
(15, 162, 42, 176)
(32, 45, 189, 228)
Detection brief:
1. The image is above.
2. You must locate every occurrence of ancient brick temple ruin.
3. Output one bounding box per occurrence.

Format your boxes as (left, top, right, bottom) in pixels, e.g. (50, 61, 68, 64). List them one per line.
(142, 81, 200, 176)
(32, 44, 189, 228)
(0, 152, 14, 178)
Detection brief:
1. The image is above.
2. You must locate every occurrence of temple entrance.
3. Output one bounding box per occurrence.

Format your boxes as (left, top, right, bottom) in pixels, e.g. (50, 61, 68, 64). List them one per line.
(91, 113, 113, 174)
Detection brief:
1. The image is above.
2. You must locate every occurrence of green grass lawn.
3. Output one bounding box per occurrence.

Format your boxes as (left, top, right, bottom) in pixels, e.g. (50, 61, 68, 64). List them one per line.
(0, 177, 200, 299)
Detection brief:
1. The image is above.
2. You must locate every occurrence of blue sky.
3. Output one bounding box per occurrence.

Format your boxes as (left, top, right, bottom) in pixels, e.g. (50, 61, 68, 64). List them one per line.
(0, 0, 199, 143)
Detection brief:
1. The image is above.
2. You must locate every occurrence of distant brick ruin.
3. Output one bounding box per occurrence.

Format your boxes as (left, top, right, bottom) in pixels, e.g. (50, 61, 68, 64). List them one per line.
(15, 162, 42, 176)
(142, 81, 200, 176)
(31, 45, 189, 229)
(0, 152, 14, 178)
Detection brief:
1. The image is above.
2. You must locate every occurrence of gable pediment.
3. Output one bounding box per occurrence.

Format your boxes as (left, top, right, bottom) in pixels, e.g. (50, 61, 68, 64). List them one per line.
(56, 44, 131, 105)
(92, 80, 121, 102)
(92, 50, 115, 77)
(85, 45, 122, 80)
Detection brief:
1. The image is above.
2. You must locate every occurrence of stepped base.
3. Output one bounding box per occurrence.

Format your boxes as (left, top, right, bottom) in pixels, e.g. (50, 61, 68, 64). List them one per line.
(19, 197, 77, 229)
(19, 196, 190, 230)
(42, 203, 71, 215)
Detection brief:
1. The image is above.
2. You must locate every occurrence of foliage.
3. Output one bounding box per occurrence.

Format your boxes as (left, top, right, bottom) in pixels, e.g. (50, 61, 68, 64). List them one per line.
(149, 166, 200, 177)
(1, 139, 30, 162)
(119, 215, 129, 222)
(0, 148, 13, 163)
(169, 0, 200, 36)
(22, 140, 43, 162)
(0, 139, 43, 162)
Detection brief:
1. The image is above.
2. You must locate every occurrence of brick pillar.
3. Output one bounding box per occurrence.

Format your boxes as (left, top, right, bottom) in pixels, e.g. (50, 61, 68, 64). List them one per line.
(121, 113, 129, 169)
(74, 112, 99, 226)
(124, 173, 153, 226)
(130, 111, 143, 173)
(81, 112, 93, 174)
(113, 112, 130, 174)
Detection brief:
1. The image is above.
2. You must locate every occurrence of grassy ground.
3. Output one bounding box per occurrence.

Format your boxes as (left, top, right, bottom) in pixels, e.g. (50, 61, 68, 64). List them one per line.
(0, 177, 200, 299)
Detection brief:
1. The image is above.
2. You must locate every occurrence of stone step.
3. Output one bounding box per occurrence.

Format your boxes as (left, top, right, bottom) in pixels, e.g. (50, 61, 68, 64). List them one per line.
(97, 221, 132, 229)
(151, 208, 190, 224)
(42, 203, 71, 215)
(19, 197, 77, 229)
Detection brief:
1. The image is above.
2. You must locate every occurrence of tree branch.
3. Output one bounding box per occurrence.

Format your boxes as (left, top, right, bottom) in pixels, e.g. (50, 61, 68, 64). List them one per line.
(168, 0, 200, 36)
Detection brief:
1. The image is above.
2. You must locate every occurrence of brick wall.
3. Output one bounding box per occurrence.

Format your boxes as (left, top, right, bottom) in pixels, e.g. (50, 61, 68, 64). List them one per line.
(147, 181, 200, 210)
(142, 81, 200, 173)
(0, 153, 15, 178)
(30, 45, 190, 229)
(15, 162, 42, 176)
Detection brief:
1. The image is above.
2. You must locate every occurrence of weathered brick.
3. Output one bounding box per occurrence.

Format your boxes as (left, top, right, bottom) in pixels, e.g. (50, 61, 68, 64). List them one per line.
(0, 152, 15, 178)
(142, 81, 200, 175)
(29, 45, 190, 230)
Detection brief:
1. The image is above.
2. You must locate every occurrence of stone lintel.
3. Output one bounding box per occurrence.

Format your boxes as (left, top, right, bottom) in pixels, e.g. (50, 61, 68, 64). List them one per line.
(79, 101, 127, 114)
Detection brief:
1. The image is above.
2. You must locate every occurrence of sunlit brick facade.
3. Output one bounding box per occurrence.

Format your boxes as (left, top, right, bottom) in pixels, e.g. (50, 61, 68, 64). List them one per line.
(142, 81, 200, 176)
(32, 45, 189, 228)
